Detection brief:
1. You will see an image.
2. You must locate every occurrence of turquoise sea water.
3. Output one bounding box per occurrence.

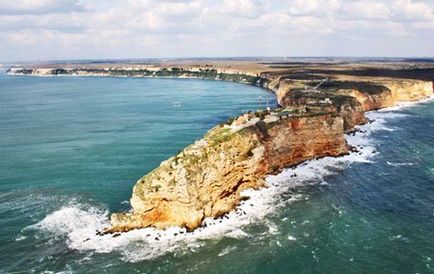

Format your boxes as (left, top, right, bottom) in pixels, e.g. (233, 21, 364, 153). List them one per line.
(0, 73, 433, 273)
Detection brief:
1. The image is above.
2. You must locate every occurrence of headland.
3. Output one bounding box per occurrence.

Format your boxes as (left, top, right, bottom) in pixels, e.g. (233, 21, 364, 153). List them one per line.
(7, 58, 434, 233)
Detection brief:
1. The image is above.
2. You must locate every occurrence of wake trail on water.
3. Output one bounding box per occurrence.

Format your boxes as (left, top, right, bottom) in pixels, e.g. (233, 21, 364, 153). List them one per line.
(28, 97, 433, 262)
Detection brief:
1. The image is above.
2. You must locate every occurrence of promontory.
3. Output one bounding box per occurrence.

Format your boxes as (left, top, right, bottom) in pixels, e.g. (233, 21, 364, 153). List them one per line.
(7, 58, 434, 233)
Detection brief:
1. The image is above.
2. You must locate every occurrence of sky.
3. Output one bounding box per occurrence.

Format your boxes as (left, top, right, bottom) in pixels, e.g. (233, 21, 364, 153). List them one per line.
(1, 0, 434, 62)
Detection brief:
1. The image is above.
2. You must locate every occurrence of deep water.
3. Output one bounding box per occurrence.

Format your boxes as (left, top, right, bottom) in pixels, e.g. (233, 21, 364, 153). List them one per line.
(0, 73, 433, 273)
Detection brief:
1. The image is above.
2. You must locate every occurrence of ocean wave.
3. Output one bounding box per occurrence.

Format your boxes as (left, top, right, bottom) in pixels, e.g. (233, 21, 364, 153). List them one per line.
(218, 246, 237, 257)
(28, 105, 419, 262)
(386, 162, 414, 167)
(15, 235, 27, 241)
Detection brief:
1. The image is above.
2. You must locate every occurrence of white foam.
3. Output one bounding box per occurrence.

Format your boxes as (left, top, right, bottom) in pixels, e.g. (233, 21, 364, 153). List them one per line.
(15, 235, 27, 241)
(29, 98, 432, 262)
(28, 122, 381, 262)
(218, 246, 237, 257)
(287, 235, 297, 241)
(389, 234, 410, 243)
(387, 161, 414, 167)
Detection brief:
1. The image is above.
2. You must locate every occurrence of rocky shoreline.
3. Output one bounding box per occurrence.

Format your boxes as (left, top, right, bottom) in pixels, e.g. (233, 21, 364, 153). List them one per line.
(7, 61, 434, 233)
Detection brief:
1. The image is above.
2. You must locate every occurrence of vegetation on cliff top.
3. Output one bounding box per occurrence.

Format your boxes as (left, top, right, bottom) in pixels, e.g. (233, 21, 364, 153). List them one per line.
(8, 67, 269, 87)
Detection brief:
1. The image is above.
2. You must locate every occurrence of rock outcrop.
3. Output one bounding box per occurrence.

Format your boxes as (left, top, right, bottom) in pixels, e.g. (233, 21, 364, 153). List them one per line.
(105, 112, 348, 233)
(275, 78, 433, 131)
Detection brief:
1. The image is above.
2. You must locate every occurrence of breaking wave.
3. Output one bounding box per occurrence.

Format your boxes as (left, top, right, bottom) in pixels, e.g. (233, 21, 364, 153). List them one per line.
(28, 98, 432, 262)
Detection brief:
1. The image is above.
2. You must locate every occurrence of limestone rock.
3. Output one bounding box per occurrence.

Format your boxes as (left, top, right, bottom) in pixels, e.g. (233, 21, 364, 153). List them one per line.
(106, 113, 348, 233)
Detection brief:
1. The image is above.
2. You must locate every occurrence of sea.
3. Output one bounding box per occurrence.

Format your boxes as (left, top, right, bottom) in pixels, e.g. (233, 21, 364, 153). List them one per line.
(0, 72, 433, 274)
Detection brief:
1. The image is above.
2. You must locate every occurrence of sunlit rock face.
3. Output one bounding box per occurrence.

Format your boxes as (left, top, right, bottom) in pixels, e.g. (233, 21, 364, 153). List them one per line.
(107, 112, 348, 233)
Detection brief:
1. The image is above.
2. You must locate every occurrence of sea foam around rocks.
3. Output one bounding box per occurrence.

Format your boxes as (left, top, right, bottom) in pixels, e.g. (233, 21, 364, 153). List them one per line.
(28, 97, 433, 262)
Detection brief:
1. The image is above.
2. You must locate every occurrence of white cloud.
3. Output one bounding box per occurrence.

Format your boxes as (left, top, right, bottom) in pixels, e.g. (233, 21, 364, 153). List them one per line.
(0, 0, 434, 61)
(339, 1, 391, 20)
(0, 0, 88, 15)
(391, 0, 434, 21)
(221, 0, 258, 17)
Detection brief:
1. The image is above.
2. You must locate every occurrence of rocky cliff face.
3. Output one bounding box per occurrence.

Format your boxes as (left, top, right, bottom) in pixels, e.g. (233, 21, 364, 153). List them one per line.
(342, 81, 430, 110)
(106, 113, 348, 233)
(277, 79, 433, 110)
(275, 78, 433, 131)
(7, 66, 270, 88)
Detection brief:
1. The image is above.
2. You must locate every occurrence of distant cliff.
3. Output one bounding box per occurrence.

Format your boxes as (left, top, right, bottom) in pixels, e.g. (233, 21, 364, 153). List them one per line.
(275, 78, 433, 131)
(6, 66, 271, 89)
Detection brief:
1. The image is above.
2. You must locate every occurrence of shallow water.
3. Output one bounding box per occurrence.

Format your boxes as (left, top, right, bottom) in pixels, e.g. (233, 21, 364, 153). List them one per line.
(1, 74, 433, 273)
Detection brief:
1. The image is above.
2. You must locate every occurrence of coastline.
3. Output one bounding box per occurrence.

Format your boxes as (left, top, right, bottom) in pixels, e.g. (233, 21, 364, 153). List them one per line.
(28, 94, 434, 263)
(6, 61, 434, 234)
(5, 67, 277, 99)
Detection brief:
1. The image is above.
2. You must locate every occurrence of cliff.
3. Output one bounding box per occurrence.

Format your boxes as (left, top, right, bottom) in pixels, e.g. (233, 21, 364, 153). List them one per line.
(105, 75, 431, 233)
(105, 111, 348, 233)
(6, 66, 270, 89)
(7, 61, 434, 233)
(275, 78, 433, 131)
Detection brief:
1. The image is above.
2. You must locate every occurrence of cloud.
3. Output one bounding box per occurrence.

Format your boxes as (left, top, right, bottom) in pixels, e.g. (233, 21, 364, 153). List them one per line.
(0, 0, 88, 15)
(220, 0, 260, 17)
(339, 1, 391, 20)
(391, 0, 434, 21)
(0, 0, 434, 61)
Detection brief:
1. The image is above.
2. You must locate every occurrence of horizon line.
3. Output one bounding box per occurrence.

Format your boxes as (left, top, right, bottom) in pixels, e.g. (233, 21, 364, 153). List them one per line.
(2, 55, 434, 65)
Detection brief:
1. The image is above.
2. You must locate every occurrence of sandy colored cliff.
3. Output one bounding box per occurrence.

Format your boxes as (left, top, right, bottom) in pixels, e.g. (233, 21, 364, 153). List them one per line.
(106, 112, 348, 232)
